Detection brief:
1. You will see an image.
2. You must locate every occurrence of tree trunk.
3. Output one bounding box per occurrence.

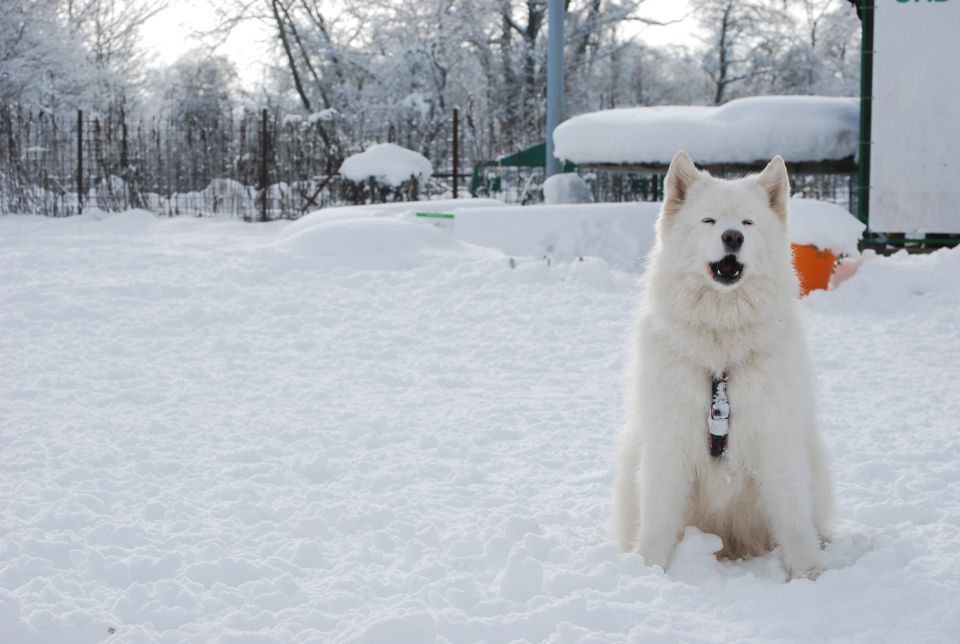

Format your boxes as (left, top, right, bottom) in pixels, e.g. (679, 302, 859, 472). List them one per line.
(714, 3, 732, 105)
(270, 0, 312, 112)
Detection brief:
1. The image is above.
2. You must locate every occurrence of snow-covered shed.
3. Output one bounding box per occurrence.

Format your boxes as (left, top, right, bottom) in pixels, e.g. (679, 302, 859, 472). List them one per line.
(553, 96, 859, 174)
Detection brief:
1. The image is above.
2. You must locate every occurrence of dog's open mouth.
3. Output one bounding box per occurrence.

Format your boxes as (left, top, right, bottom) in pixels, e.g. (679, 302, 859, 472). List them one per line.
(710, 254, 744, 285)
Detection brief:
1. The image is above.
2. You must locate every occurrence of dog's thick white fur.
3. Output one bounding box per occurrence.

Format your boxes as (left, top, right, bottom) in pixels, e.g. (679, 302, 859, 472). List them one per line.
(612, 151, 834, 579)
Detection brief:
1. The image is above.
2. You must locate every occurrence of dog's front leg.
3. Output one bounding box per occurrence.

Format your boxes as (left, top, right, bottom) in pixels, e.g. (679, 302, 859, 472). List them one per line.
(635, 441, 692, 570)
(756, 446, 822, 579)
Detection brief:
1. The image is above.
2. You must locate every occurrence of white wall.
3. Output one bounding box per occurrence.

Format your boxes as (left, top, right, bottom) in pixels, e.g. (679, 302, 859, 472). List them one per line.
(869, 0, 960, 233)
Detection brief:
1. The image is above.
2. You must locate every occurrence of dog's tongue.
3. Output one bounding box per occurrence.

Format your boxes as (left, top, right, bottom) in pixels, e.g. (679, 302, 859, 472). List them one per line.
(718, 255, 740, 276)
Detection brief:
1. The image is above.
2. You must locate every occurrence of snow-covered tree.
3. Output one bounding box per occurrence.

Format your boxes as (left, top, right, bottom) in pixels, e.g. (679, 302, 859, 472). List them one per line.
(156, 53, 238, 126)
(691, 0, 860, 104)
(692, 0, 796, 104)
(208, 0, 671, 164)
(0, 1, 91, 108)
(65, 0, 166, 104)
(0, 0, 161, 112)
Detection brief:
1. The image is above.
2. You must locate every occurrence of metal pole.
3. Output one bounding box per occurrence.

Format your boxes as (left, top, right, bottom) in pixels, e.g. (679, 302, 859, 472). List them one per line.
(165, 119, 172, 216)
(545, 0, 565, 178)
(452, 107, 459, 198)
(77, 109, 83, 214)
(120, 107, 129, 209)
(260, 109, 268, 222)
(856, 0, 874, 228)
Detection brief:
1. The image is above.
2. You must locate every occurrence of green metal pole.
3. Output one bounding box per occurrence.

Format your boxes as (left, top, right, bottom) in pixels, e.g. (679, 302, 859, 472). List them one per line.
(545, 0, 565, 178)
(857, 1, 874, 228)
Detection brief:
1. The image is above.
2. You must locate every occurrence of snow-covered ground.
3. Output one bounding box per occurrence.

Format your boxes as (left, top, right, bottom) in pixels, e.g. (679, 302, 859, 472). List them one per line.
(1, 207, 958, 644)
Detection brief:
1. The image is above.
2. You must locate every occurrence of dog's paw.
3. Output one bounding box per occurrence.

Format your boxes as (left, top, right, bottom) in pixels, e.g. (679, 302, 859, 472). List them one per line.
(785, 565, 822, 581)
(782, 554, 823, 581)
(635, 537, 673, 571)
(780, 545, 823, 581)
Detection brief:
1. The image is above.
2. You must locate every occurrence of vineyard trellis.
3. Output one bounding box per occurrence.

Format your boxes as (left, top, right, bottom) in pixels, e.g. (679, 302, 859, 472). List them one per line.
(0, 105, 438, 220)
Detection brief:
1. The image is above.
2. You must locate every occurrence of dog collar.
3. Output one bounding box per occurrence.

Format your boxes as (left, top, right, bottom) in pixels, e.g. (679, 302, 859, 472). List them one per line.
(709, 371, 729, 457)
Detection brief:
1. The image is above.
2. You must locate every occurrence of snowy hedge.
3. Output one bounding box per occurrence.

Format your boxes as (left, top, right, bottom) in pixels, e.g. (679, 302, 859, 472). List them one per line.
(339, 143, 433, 187)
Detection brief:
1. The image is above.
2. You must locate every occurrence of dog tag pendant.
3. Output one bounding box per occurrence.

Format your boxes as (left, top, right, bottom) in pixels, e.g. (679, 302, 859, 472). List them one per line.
(709, 372, 729, 457)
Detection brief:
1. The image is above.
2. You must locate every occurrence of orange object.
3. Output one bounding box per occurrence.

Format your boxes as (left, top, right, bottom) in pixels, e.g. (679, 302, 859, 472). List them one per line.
(791, 243, 835, 296)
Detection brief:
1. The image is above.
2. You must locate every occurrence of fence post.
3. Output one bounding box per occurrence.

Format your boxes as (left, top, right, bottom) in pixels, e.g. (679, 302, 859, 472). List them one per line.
(121, 106, 130, 209)
(259, 108, 268, 222)
(452, 107, 459, 199)
(165, 119, 172, 215)
(77, 109, 83, 214)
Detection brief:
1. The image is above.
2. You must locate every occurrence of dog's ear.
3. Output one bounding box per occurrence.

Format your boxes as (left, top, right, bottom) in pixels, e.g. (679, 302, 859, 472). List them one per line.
(663, 151, 701, 217)
(757, 155, 790, 221)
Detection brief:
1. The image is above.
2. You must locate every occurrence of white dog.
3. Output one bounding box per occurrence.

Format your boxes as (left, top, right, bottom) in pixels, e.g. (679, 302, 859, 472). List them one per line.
(612, 151, 834, 579)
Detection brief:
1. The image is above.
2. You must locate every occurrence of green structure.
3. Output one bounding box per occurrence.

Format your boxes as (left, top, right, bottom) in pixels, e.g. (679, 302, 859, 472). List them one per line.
(469, 143, 575, 197)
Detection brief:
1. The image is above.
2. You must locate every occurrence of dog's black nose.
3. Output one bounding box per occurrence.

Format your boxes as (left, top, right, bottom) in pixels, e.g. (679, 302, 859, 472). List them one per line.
(722, 229, 744, 253)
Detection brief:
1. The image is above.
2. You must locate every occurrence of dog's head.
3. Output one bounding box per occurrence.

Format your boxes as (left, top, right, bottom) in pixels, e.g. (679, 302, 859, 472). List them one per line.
(655, 151, 791, 292)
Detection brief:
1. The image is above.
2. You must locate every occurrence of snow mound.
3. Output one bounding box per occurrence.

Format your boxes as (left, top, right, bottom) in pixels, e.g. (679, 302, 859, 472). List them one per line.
(789, 198, 865, 255)
(452, 202, 659, 270)
(202, 178, 252, 200)
(83, 207, 159, 232)
(449, 198, 861, 269)
(554, 95, 858, 165)
(269, 216, 491, 269)
(339, 143, 433, 186)
(542, 172, 594, 204)
(280, 196, 862, 272)
(298, 198, 503, 221)
(809, 246, 960, 313)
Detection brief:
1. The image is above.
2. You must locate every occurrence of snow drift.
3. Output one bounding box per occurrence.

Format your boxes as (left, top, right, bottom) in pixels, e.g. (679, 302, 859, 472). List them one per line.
(282, 197, 864, 271)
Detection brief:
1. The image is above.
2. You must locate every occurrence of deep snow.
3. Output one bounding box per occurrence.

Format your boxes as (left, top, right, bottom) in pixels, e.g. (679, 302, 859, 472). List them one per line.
(1, 207, 958, 644)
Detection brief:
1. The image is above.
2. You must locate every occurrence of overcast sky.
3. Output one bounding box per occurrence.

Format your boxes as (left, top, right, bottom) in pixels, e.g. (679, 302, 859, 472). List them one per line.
(140, 1, 268, 86)
(140, 0, 697, 88)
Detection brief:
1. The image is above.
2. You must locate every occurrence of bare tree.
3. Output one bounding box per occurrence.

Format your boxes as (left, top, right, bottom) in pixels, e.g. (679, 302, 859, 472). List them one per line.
(692, 0, 793, 104)
(65, 0, 168, 106)
(0, 1, 91, 107)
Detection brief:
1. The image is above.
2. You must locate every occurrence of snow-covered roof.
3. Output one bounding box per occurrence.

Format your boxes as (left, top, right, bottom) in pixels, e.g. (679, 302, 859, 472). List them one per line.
(339, 143, 433, 187)
(553, 96, 859, 166)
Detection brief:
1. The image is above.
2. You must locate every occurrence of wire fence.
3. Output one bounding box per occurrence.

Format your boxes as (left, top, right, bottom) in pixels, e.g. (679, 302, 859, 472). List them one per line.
(0, 106, 445, 220)
(472, 166, 858, 213)
(1, 105, 858, 219)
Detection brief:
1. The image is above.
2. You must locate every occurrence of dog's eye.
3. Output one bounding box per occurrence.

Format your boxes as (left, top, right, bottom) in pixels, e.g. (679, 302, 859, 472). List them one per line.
(742, 219, 754, 226)
(701, 218, 716, 224)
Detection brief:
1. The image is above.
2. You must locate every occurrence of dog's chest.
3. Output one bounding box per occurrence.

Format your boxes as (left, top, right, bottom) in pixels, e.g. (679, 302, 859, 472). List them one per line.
(692, 461, 757, 515)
